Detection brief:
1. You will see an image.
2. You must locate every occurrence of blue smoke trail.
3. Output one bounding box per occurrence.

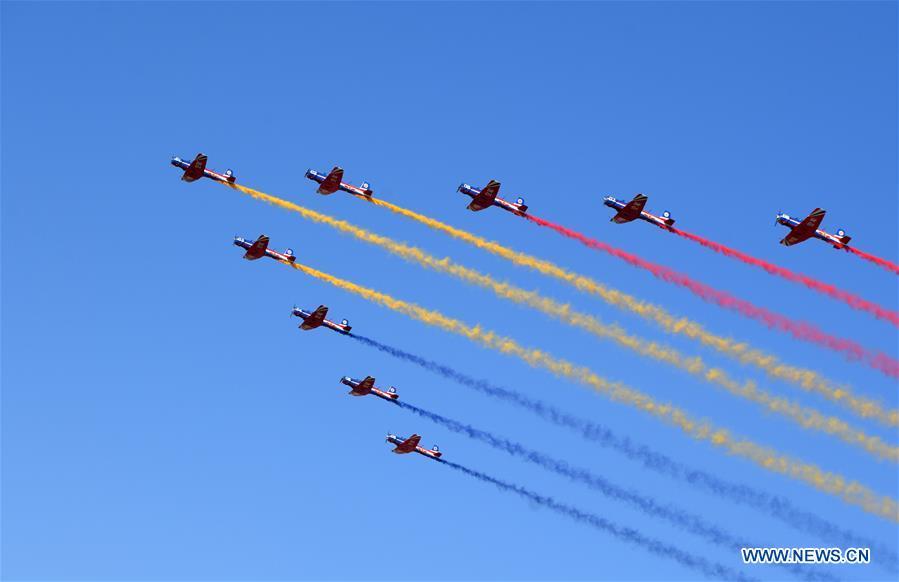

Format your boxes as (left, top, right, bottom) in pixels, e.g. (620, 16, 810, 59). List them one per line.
(397, 400, 750, 549)
(350, 333, 895, 572)
(396, 400, 835, 582)
(437, 458, 755, 581)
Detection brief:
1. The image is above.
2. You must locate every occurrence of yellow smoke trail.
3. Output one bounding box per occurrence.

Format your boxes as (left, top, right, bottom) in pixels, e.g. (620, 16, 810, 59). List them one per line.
(222, 194, 898, 460)
(284, 259, 899, 522)
(226, 182, 898, 432)
(439, 266, 897, 461)
(365, 196, 898, 425)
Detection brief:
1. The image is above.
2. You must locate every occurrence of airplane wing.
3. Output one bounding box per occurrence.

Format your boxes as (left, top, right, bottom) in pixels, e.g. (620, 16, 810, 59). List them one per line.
(181, 153, 208, 182)
(611, 194, 647, 223)
(798, 208, 826, 232)
(318, 166, 344, 195)
(300, 304, 328, 329)
(395, 434, 421, 452)
(243, 234, 270, 260)
(468, 180, 500, 211)
(781, 208, 825, 246)
(356, 376, 375, 395)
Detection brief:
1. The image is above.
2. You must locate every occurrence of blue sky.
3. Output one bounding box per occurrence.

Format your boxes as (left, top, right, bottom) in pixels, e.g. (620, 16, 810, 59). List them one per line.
(2, 1, 897, 580)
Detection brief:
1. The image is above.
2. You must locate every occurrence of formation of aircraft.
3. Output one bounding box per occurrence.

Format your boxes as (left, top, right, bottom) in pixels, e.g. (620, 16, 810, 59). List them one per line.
(603, 194, 675, 230)
(458, 180, 528, 216)
(386, 433, 442, 460)
(179, 156, 874, 470)
(173, 155, 859, 254)
(776, 208, 852, 250)
(234, 234, 295, 263)
(306, 166, 373, 197)
(171, 153, 235, 184)
(340, 375, 399, 401)
(291, 304, 352, 334)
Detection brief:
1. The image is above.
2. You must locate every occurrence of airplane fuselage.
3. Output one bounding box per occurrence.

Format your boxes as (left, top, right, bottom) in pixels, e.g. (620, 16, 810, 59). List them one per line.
(340, 376, 398, 401)
(233, 237, 294, 262)
(776, 214, 850, 249)
(603, 196, 674, 230)
(171, 156, 235, 183)
(457, 183, 528, 216)
(385, 434, 442, 459)
(291, 307, 352, 334)
(305, 169, 372, 197)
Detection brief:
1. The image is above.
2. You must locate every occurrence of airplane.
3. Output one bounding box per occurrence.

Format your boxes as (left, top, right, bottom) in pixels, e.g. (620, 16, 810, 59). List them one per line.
(457, 180, 528, 216)
(291, 304, 352, 334)
(305, 166, 373, 197)
(603, 194, 675, 230)
(233, 234, 296, 263)
(340, 376, 398, 401)
(386, 433, 442, 460)
(776, 208, 852, 250)
(171, 153, 236, 183)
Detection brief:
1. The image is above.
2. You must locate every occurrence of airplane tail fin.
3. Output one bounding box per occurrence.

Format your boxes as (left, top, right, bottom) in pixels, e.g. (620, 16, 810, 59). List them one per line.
(835, 229, 852, 248)
(284, 248, 296, 263)
(661, 210, 675, 226)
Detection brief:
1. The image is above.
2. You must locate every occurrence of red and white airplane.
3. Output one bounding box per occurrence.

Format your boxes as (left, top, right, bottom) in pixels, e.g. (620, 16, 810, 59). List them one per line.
(171, 153, 236, 183)
(305, 166, 373, 197)
(776, 208, 852, 250)
(234, 234, 295, 262)
(386, 433, 442, 460)
(458, 180, 528, 216)
(340, 376, 398, 401)
(603, 194, 675, 230)
(291, 304, 352, 334)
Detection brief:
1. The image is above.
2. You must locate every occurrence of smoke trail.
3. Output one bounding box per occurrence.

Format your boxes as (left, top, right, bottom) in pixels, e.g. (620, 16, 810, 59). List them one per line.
(350, 333, 898, 570)
(398, 401, 840, 582)
(365, 239, 896, 438)
(848, 247, 899, 276)
(669, 227, 899, 325)
(372, 247, 899, 457)
(247, 184, 898, 445)
(225, 182, 877, 424)
(524, 214, 898, 378)
(397, 400, 754, 550)
(368, 225, 897, 436)
(286, 259, 898, 521)
(434, 459, 755, 581)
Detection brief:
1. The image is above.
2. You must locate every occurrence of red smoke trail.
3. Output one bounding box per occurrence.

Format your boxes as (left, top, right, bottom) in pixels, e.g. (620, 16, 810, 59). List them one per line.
(525, 214, 899, 378)
(848, 247, 899, 275)
(669, 228, 899, 326)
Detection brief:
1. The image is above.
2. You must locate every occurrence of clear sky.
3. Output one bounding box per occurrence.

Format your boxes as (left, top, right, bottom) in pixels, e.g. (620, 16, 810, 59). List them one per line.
(2, 1, 897, 581)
